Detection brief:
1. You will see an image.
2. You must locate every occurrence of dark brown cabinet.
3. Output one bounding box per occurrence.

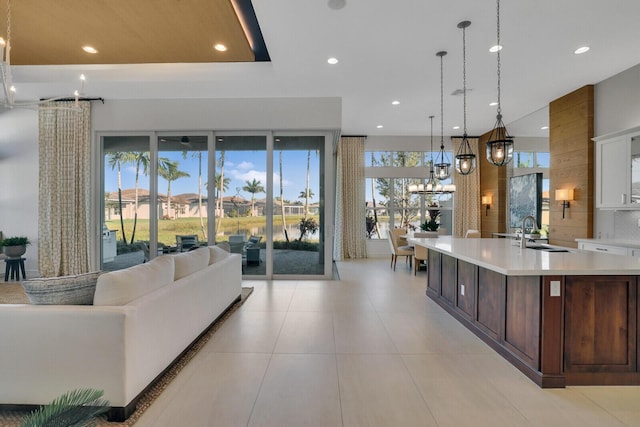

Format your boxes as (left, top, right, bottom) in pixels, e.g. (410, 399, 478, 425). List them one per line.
(424, 248, 640, 388)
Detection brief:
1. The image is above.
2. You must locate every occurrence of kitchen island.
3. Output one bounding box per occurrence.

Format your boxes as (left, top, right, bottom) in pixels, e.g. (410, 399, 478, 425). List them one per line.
(409, 236, 640, 388)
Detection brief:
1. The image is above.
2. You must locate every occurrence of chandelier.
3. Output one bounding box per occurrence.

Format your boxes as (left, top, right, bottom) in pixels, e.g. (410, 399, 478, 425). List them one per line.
(1, 0, 85, 109)
(434, 50, 452, 180)
(486, 0, 514, 166)
(408, 115, 455, 195)
(454, 20, 476, 176)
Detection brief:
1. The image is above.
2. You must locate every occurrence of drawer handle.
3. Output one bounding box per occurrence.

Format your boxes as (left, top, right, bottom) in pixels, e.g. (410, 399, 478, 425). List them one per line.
(595, 247, 608, 252)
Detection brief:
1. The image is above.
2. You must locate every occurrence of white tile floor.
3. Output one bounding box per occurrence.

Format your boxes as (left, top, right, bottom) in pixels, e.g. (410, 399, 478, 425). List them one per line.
(134, 259, 640, 427)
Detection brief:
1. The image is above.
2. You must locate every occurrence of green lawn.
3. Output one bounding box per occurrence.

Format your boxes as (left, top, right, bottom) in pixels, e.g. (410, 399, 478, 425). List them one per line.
(105, 215, 318, 247)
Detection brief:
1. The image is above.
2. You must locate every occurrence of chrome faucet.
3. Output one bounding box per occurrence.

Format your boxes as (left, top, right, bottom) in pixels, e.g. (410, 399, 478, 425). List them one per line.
(520, 215, 539, 249)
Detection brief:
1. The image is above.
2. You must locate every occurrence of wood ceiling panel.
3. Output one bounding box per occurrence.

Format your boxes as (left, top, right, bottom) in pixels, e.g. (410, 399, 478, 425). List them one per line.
(1, 0, 254, 65)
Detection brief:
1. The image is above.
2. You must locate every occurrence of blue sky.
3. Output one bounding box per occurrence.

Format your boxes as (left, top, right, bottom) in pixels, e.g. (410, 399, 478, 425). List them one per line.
(104, 150, 320, 203)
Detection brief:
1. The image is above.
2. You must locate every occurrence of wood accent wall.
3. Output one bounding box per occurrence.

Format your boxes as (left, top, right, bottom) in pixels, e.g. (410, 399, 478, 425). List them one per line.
(479, 131, 508, 237)
(549, 85, 594, 247)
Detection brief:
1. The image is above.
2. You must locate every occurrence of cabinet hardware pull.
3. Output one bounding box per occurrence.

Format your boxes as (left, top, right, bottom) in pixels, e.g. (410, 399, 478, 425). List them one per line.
(596, 247, 608, 251)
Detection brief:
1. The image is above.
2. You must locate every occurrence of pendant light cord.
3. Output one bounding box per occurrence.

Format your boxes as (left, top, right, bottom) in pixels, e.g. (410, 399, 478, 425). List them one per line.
(440, 54, 445, 148)
(496, 0, 501, 115)
(462, 23, 468, 136)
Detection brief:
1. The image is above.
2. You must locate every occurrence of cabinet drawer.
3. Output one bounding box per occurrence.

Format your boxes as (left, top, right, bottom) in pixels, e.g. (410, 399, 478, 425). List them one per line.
(578, 242, 628, 256)
(628, 248, 640, 257)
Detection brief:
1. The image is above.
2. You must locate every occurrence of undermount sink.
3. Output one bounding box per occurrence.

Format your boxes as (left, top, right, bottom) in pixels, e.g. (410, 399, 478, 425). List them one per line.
(523, 243, 572, 253)
(527, 246, 570, 252)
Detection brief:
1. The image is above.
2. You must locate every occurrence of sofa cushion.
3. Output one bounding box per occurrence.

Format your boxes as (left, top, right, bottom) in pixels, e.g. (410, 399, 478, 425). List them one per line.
(209, 245, 230, 265)
(174, 247, 210, 280)
(94, 255, 175, 305)
(22, 271, 102, 305)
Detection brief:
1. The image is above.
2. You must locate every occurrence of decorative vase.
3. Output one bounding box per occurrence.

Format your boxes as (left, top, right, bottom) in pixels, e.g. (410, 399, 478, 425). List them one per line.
(2, 245, 26, 258)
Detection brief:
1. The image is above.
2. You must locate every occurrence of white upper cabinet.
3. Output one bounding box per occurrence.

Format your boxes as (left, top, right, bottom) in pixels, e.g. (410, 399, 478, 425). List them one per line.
(595, 126, 640, 209)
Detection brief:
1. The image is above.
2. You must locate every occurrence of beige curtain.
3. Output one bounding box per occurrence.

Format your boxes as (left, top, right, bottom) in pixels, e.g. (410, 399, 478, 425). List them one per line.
(38, 101, 92, 277)
(452, 137, 481, 237)
(334, 136, 367, 260)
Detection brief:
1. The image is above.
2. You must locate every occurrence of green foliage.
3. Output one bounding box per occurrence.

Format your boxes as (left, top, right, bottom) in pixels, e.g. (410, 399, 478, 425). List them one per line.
(20, 388, 109, 427)
(421, 206, 440, 231)
(420, 218, 439, 232)
(298, 217, 319, 241)
(272, 240, 318, 252)
(1, 236, 30, 247)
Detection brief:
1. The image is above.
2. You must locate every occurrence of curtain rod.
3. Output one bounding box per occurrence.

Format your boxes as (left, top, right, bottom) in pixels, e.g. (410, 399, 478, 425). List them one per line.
(39, 97, 105, 103)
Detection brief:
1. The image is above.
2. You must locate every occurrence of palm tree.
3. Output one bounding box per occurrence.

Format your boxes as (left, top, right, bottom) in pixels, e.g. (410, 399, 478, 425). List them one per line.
(183, 149, 206, 240)
(129, 151, 150, 243)
(158, 160, 190, 219)
(216, 152, 226, 219)
(279, 150, 289, 242)
(298, 189, 316, 200)
(242, 178, 265, 216)
(106, 152, 129, 244)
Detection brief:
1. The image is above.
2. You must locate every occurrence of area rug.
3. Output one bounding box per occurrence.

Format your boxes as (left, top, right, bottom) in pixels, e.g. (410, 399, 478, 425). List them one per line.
(0, 286, 253, 426)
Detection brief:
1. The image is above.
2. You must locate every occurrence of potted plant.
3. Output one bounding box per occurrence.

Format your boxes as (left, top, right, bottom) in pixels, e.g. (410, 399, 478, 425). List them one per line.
(420, 205, 440, 232)
(1, 236, 30, 258)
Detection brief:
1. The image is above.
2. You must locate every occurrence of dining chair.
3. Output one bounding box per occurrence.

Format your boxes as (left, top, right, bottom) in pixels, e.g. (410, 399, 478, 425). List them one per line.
(413, 243, 428, 275)
(387, 231, 414, 271)
(465, 229, 481, 238)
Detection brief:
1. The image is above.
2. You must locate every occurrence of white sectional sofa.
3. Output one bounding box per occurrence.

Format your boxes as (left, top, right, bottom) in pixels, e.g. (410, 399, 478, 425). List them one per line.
(0, 246, 242, 421)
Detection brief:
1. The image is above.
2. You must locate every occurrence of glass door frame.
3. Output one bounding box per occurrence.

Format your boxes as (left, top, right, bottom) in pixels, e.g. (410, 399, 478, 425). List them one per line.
(98, 130, 334, 279)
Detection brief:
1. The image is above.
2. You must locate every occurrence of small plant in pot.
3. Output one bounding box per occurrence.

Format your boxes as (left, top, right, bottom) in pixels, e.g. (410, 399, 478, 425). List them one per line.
(1, 236, 30, 258)
(420, 205, 441, 232)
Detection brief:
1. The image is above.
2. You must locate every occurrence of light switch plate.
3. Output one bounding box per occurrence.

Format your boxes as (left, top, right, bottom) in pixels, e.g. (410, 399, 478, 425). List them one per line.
(550, 280, 561, 297)
(461, 284, 465, 296)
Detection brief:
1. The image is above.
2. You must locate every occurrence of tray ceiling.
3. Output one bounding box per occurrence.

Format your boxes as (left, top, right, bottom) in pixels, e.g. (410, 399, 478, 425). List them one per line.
(1, 0, 256, 65)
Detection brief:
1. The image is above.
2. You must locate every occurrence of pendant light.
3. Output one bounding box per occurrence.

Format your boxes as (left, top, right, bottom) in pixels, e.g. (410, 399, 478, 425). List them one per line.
(434, 50, 452, 180)
(486, 0, 514, 166)
(425, 115, 439, 192)
(407, 115, 455, 195)
(455, 20, 476, 176)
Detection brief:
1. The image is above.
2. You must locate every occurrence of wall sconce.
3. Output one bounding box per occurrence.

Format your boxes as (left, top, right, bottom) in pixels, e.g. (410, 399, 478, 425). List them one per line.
(481, 195, 492, 216)
(555, 188, 574, 219)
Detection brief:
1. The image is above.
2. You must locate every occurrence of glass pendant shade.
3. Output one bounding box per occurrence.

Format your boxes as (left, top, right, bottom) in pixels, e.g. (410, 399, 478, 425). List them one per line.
(455, 135, 477, 175)
(486, 115, 513, 166)
(434, 159, 451, 180)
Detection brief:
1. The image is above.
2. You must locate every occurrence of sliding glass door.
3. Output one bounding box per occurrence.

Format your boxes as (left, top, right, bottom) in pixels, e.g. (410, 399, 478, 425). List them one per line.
(272, 136, 325, 275)
(101, 131, 333, 278)
(157, 134, 209, 253)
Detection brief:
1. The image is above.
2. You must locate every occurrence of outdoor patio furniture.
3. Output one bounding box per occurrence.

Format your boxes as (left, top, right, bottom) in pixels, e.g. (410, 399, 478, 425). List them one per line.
(176, 235, 198, 252)
(228, 235, 246, 254)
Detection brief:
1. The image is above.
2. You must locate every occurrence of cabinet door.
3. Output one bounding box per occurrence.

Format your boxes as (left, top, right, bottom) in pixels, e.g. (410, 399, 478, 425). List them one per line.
(631, 135, 640, 205)
(597, 137, 629, 208)
(579, 242, 628, 256)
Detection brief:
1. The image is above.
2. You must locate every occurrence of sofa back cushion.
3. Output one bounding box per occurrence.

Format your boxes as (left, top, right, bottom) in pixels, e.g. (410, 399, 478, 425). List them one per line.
(173, 247, 210, 280)
(209, 245, 230, 265)
(94, 255, 175, 305)
(22, 271, 102, 305)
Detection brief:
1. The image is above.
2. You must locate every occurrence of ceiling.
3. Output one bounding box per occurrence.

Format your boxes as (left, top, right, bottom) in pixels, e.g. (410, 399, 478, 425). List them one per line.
(5, 0, 640, 137)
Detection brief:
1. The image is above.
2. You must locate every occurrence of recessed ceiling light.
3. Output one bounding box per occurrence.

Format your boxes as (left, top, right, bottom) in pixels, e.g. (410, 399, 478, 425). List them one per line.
(328, 0, 346, 10)
(489, 101, 498, 106)
(82, 46, 98, 54)
(574, 46, 590, 54)
(214, 44, 227, 52)
(391, 100, 400, 105)
(541, 126, 549, 130)
(489, 45, 502, 53)
(327, 57, 339, 65)
(452, 126, 460, 130)
(376, 125, 384, 129)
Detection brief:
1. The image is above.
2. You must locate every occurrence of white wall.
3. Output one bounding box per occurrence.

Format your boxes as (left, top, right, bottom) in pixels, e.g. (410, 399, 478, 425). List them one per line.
(594, 63, 640, 238)
(0, 108, 40, 275)
(1, 97, 341, 276)
(92, 97, 342, 131)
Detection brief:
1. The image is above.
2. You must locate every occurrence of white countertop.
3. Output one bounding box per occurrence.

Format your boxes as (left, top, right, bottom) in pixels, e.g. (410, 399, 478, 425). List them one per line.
(575, 238, 640, 249)
(408, 236, 640, 276)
